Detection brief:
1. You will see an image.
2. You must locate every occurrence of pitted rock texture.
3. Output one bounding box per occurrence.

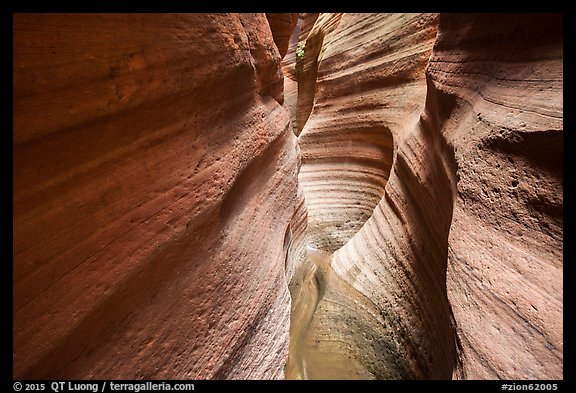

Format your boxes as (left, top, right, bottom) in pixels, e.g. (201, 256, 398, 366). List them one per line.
(432, 13, 563, 379)
(13, 13, 298, 379)
(286, 12, 562, 380)
(13, 12, 563, 381)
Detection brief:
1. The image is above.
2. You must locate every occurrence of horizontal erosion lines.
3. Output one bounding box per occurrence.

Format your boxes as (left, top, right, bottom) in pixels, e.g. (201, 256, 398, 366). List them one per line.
(427, 60, 562, 90)
(300, 162, 390, 180)
(299, 134, 392, 148)
(299, 120, 394, 139)
(319, 44, 431, 85)
(428, 81, 562, 123)
(426, 70, 562, 120)
(302, 183, 385, 199)
(427, 60, 562, 84)
(321, 15, 435, 71)
(301, 179, 385, 199)
(429, 41, 563, 65)
(300, 152, 392, 168)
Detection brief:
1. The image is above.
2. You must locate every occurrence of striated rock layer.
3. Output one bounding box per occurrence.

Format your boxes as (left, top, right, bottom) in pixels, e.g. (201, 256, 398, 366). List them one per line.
(286, 13, 445, 379)
(13, 12, 563, 381)
(13, 13, 299, 379)
(432, 14, 563, 379)
(286, 13, 562, 380)
(266, 13, 299, 59)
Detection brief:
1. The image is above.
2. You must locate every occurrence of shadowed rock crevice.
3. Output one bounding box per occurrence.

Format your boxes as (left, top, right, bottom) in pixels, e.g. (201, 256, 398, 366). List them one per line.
(284, 12, 562, 381)
(284, 13, 461, 379)
(295, 14, 342, 135)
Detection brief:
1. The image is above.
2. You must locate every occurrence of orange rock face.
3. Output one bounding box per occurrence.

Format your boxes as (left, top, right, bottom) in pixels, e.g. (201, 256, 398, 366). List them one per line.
(287, 13, 449, 379)
(13, 13, 298, 379)
(266, 13, 299, 59)
(286, 13, 562, 380)
(13, 12, 563, 381)
(433, 14, 563, 379)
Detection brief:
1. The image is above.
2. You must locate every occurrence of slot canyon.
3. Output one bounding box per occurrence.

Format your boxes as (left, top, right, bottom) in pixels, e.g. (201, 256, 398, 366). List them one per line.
(13, 13, 563, 380)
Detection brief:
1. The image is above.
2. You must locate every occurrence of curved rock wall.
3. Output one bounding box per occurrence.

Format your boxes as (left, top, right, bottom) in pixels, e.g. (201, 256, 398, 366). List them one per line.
(432, 13, 563, 379)
(13, 13, 298, 379)
(287, 12, 562, 380)
(287, 13, 444, 379)
(298, 13, 439, 253)
(266, 13, 299, 59)
(13, 12, 563, 381)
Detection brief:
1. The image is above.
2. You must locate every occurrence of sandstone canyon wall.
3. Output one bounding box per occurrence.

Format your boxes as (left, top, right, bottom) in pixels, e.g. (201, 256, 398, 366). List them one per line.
(286, 12, 562, 380)
(435, 14, 563, 379)
(286, 13, 456, 379)
(13, 13, 298, 379)
(13, 13, 563, 381)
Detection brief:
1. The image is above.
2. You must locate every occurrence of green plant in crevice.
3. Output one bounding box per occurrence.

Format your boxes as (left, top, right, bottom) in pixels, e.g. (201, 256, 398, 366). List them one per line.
(296, 40, 306, 60)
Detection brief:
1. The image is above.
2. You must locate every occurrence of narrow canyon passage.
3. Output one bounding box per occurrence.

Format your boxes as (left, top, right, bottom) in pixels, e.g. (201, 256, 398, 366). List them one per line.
(284, 247, 375, 380)
(281, 12, 562, 380)
(285, 244, 420, 379)
(13, 13, 562, 380)
(283, 13, 458, 379)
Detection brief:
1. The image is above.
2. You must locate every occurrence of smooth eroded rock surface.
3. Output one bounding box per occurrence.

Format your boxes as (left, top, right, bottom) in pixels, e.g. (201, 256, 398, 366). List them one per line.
(431, 13, 563, 379)
(286, 13, 445, 379)
(13, 13, 298, 379)
(13, 12, 563, 381)
(286, 12, 562, 380)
